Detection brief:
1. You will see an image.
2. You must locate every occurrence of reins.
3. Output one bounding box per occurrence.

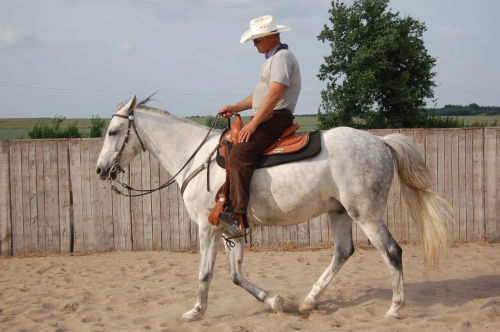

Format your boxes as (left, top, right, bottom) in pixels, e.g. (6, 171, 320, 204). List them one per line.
(108, 112, 225, 197)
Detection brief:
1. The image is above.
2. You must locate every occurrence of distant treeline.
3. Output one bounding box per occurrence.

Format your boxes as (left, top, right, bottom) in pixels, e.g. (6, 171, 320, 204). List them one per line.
(427, 103, 500, 116)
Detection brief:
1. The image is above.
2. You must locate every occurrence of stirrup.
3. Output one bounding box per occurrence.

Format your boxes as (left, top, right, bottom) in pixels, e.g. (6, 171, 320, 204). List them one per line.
(218, 211, 243, 236)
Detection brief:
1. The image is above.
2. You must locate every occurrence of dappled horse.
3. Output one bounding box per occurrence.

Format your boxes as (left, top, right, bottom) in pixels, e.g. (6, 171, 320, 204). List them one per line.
(96, 96, 451, 321)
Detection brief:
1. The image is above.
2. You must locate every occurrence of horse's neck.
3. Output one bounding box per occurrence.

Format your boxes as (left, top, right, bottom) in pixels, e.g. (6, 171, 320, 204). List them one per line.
(134, 108, 214, 175)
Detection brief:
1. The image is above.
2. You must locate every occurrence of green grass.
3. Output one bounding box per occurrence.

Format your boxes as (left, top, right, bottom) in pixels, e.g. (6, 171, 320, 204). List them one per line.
(1, 114, 499, 140)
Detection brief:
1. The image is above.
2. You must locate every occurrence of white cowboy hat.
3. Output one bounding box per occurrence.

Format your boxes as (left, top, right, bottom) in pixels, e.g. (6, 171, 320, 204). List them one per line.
(240, 15, 291, 43)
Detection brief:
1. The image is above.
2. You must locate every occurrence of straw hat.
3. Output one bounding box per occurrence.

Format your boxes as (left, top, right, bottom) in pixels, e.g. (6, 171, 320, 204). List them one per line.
(240, 15, 291, 43)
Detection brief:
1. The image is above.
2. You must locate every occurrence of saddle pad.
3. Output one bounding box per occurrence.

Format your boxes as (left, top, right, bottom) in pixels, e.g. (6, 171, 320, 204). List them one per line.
(216, 130, 321, 169)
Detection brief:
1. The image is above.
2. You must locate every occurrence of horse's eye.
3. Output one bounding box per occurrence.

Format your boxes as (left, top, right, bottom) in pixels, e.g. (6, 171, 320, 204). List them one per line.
(108, 130, 118, 137)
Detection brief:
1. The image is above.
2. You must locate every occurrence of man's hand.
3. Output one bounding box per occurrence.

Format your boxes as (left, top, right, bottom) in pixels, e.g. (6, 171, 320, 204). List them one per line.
(238, 121, 257, 143)
(218, 106, 235, 119)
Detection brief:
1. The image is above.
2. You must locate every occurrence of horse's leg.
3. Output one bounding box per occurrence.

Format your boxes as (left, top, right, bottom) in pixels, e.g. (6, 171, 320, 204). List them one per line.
(355, 217, 405, 318)
(226, 235, 285, 313)
(181, 223, 222, 321)
(299, 211, 354, 313)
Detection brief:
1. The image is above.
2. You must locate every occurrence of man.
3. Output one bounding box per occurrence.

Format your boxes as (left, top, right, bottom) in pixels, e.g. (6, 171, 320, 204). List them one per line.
(217, 15, 301, 233)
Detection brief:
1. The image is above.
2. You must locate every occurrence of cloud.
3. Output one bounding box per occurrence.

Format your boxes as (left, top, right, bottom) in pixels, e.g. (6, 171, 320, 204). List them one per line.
(118, 41, 134, 51)
(439, 27, 466, 39)
(0, 26, 45, 50)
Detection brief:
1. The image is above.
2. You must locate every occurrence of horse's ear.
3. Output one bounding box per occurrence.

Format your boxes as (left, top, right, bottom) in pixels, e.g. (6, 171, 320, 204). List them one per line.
(126, 95, 137, 115)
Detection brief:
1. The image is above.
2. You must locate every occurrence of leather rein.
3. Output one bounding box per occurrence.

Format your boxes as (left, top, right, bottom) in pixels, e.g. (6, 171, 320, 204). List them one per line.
(108, 111, 224, 197)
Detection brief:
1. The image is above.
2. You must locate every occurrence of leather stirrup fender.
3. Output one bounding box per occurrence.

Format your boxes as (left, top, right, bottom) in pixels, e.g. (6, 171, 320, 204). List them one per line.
(208, 194, 226, 226)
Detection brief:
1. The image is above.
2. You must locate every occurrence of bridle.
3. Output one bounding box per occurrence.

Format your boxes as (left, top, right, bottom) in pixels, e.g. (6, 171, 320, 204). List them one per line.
(107, 110, 224, 197)
(109, 111, 145, 176)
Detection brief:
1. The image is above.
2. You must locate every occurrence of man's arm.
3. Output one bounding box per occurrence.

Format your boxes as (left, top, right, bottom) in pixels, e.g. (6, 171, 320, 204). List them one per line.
(238, 82, 285, 143)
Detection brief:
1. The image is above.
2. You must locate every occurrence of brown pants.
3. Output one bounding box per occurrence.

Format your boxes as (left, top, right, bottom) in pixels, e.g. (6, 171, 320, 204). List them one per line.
(229, 111, 294, 214)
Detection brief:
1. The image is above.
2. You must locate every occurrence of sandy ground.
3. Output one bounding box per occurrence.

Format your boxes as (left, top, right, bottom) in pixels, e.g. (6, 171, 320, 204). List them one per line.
(0, 243, 499, 332)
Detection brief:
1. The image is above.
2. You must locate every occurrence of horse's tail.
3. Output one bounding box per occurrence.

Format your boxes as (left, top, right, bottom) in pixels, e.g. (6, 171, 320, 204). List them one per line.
(382, 134, 452, 269)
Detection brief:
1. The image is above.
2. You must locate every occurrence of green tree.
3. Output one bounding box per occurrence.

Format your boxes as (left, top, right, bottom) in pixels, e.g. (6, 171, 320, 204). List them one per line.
(89, 115, 106, 137)
(317, 0, 437, 129)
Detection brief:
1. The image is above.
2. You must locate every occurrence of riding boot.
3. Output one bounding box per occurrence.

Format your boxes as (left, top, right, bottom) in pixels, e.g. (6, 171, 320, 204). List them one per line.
(218, 211, 244, 236)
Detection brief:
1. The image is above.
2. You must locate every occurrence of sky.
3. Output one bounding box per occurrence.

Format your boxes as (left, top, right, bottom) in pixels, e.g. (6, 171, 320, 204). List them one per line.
(1, 0, 499, 119)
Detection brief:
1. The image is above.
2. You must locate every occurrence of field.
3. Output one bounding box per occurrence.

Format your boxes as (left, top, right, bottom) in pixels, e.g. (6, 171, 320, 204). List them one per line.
(1, 114, 499, 140)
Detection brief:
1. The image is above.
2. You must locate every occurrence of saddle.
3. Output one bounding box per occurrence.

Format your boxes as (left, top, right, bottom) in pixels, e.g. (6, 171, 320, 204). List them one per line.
(218, 117, 308, 158)
(208, 115, 321, 227)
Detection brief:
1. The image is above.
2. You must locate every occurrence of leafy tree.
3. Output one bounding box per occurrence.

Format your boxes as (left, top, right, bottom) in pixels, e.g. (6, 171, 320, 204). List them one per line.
(89, 115, 106, 137)
(317, 0, 437, 129)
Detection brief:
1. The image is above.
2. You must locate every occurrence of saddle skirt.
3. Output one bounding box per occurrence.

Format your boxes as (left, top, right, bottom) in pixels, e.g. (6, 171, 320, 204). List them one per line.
(216, 123, 321, 169)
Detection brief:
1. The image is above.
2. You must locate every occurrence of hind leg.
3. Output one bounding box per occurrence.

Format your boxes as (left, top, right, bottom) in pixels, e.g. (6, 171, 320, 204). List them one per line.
(300, 211, 354, 312)
(225, 235, 285, 312)
(356, 218, 405, 318)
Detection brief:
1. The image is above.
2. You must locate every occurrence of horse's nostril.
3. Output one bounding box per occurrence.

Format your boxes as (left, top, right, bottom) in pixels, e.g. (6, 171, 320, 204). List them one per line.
(96, 167, 102, 175)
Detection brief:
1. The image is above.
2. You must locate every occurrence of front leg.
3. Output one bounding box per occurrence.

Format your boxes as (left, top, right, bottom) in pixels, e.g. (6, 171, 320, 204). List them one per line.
(226, 235, 285, 313)
(181, 223, 222, 321)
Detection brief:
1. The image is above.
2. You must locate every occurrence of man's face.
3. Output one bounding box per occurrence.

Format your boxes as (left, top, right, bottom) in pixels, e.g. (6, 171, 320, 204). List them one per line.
(253, 35, 276, 54)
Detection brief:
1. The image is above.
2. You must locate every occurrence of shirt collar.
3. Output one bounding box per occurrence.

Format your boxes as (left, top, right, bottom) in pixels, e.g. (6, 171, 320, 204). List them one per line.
(265, 44, 288, 59)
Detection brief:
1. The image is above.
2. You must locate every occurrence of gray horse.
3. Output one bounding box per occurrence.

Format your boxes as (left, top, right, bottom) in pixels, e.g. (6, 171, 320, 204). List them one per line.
(96, 96, 451, 321)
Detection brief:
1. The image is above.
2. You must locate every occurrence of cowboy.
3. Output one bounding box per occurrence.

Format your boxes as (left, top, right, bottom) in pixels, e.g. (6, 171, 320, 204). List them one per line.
(217, 15, 301, 233)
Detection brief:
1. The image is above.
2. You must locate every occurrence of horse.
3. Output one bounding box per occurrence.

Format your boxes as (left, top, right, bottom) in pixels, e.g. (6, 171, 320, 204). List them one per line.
(95, 95, 451, 321)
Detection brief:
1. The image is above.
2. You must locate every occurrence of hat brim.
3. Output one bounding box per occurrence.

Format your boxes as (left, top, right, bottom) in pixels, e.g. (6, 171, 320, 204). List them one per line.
(240, 25, 291, 43)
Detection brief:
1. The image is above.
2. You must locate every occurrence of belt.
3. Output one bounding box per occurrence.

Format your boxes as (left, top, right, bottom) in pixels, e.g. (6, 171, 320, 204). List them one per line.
(273, 109, 293, 115)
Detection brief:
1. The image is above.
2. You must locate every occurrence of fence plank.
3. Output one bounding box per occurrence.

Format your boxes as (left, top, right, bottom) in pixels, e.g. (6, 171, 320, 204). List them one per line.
(0, 141, 11, 256)
(141, 152, 153, 251)
(58, 140, 71, 254)
(451, 130, 461, 242)
(130, 154, 144, 251)
(160, 165, 171, 250)
(465, 130, 474, 242)
(168, 172, 180, 251)
(27, 141, 38, 253)
(69, 141, 84, 252)
(89, 139, 114, 252)
(472, 129, 485, 242)
(10, 142, 24, 255)
(443, 130, 454, 241)
(484, 128, 496, 240)
(320, 213, 330, 244)
(150, 157, 162, 251)
(496, 130, 500, 241)
(297, 220, 310, 247)
(46, 141, 60, 253)
(309, 216, 322, 246)
(20, 141, 31, 253)
(112, 164, 132, 251)
(458, 130, 467, 242)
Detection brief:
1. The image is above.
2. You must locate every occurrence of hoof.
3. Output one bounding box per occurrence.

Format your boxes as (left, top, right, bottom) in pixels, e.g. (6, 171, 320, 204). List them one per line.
(299, 300, 318, 313)
(272, 295, 285, 313)
(384, 309, 402, 319)
(181, 309, 203, 322)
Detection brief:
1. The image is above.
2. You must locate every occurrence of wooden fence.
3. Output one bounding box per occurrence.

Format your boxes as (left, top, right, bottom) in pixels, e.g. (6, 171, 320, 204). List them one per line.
(0, 128, 499, 256)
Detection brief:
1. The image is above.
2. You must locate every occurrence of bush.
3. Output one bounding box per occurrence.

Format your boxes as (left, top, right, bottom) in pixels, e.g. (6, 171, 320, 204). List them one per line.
(89, 115, 106, 137)
(28, 115, 105, 139)
(203, 115, 230, 130)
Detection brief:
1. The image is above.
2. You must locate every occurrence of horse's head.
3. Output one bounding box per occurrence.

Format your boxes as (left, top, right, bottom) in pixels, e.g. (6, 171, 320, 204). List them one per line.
(96, 95, 145, 181)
